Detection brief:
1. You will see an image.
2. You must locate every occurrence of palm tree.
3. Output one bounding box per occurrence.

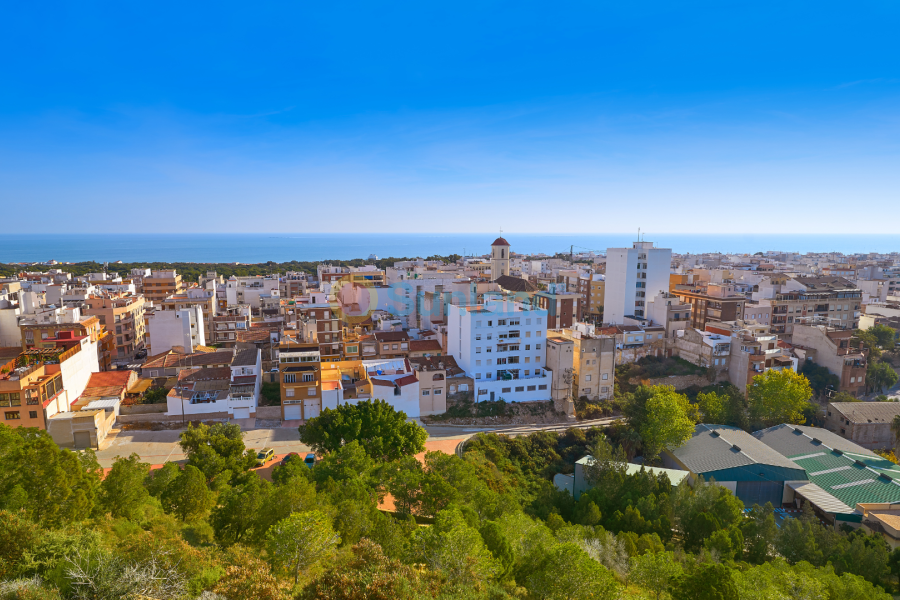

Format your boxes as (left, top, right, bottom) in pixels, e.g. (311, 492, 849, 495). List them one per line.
(620, 427, 643, 461)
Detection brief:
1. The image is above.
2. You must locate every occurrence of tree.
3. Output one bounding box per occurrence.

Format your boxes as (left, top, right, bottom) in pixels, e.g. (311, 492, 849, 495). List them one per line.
(867, 361, 898, 394)
(479, 521, 515, 581)
(0, 510, 39, 579)
(210, 472, 271, 546)
(799, 361, 840, 398)
(178, 422, 255, 482)
(747, 369, 813, 427)
(526, 542, 622, 600)
(0, 427, 101, 527)
(638, 386, 697, 461)
(299, 399, 427, 462)
(144, 461, 180, 497)
(670, 563, 738, 600)
(384, 455, 424, 515)
(413, 507, 498, 585)
(697, 391, 727, 424)
(98, 454, 150, 521)
(265, 511, 339, 585)
(160, 465, 215, 521)
(213, 557, 289, 600)
(630, 551, 681, 600)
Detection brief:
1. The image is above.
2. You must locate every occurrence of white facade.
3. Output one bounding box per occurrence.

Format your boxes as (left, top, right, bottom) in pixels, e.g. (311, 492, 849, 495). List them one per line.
(59, 337, 101, 410)
(447, 296, 551, 402)
(603, 242, 672, 325)
(147, 306, 205, 354)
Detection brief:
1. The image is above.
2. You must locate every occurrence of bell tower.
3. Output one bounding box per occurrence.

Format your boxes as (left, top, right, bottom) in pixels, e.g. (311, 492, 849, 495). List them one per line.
(490, 234, 510, 279)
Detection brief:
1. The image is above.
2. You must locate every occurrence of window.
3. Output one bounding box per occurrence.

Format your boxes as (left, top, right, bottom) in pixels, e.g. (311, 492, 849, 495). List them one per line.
(29, 411, 37, 419)
(308, 387, 316, 396)
(4, 412, 20, 420)
(515, 386, 524, 392)
(487, 321, 492, 326)
(302, 373, 314, 382)
(537, 318, 542, 325)
(536, 343, 541, 350)
(585, 375, 592, 382)
(383, 344, 389, 351)
(524, 370, 530, 376)
(502, 387, 512, 393)
(850, 377, 855, 383)
(286, 388, 294, 397)
(475, 334, 482, 340)
(476, 320, 482, 327)
(476, 347, 482, 353)
(602, 373, 609, 380)
(525, 357, 530, 363)
(284, 374, 296, 383)
(526, 319, 531, 325)
(476, 360, 481, 366)
(487, 359, 492, 365)
(538, 384, 547, 390)
(392, 344, 399, 350)
(476, 373, 481, 379)
(434, 389, 442, 395)
(422, 390, 430, 396)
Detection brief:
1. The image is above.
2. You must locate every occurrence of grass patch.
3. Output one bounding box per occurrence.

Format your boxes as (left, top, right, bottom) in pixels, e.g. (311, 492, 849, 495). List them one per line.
(260, 382, 282, 406)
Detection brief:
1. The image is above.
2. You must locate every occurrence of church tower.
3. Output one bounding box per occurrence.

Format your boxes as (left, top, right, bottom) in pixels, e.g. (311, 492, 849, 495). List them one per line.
(490, 236, 510, 279)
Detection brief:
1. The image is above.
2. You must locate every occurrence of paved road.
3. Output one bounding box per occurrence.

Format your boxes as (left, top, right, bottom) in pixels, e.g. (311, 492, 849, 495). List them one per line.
(95, 417, 620, 468)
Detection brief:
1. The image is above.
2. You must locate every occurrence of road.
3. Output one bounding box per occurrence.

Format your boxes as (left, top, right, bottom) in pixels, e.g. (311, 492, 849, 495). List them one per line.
(95, 417, 620, 468)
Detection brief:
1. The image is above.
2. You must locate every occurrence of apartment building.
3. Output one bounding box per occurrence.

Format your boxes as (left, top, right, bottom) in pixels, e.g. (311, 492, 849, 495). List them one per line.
(276, 338, 322, 420)
(604, 241, 672, 324)
(297, 303, 343, 361)
(672, 283, 746, 332)
(409, 355, 465, 416)
(157, 288, 216, 344)
(211, 305, 251, 348)
(447, 295, 551, 403)
(645, 292, 691, 342)
(142, 270, 184, 303)
(791, 322, 868, 397)
(577, 274, 605, 322)
(545, 335, 575, 412)
(147, 306, 206, 354)
(166, 350, 261, 420)
(82, 294, 146, 362)
(768, 277, 862, 340)
(534, 285, 579, 330)
(0, 357, 66, 430)
(18, 307, 113, 371)
(547, 330, 615, 402)
(824, 402, 900, 450)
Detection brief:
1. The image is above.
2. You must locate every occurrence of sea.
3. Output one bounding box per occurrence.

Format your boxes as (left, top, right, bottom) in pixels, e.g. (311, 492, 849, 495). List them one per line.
(1, 233, 899, 264)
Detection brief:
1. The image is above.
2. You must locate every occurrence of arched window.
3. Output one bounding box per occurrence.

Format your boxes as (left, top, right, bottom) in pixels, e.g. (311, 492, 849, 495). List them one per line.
(501, 249, 505, 258)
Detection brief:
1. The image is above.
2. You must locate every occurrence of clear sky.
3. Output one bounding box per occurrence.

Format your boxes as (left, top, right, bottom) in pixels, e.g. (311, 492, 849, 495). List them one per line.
(1, 2, 898, 233)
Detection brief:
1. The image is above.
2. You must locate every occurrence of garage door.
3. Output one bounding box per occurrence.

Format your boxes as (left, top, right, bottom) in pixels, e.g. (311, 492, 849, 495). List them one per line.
(303, 400, 320, 420)
(73, 431, 92, 449)
(283, 404, 302, 420)
(233, 408, 250, 419)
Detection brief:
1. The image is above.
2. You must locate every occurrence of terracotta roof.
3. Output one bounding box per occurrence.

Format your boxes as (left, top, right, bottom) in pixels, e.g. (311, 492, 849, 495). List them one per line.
(395, 374, 418, 387)
(82, 385, 127, 398)
(493, 275, 537, 293)
(491, 237, 510, 247)
(86, 371, 135, 389)
(237, 329, 272, 343)
(371, 379, 395, 387)
(373, 331, 410, 342)
(409, 339, 442, 353)
(231, 348, 258, 367)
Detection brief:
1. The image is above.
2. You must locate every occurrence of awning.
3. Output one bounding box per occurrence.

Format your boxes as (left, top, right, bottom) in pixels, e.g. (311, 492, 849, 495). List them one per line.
(127, 379, 153, 394)
(786, 480, 857, 515)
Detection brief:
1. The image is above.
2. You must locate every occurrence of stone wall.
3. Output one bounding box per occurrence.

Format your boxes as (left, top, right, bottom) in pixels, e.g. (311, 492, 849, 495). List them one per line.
(628, 373, 722, 390)
(120, 404, 168, 415)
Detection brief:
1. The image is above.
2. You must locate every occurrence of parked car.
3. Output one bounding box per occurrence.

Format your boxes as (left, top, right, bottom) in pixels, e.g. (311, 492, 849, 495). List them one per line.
(255, 448, 275, 467)
(280, 452, 299, 467)
(304, 453, 317, 469)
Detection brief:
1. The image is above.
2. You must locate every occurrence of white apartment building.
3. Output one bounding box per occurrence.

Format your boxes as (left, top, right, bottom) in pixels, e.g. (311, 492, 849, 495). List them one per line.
(603, 241, 672, 325)
(147, 306, 206, 354)
(447, 295, 551, 403)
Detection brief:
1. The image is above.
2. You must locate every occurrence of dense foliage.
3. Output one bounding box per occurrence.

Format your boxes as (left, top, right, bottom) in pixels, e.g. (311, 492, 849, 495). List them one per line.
(1, 418, 897, 599)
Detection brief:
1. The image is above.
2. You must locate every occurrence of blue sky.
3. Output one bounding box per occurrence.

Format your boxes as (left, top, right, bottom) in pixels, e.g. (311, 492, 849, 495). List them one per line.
(1, 1, 898, 233)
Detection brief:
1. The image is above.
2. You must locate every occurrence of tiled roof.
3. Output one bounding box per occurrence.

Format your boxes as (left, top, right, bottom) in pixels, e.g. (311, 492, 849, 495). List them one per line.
(409, 339, 442, 353)
(493, 275, 537, 293)
(753, 424, 879, 458)
(179, 367, 232, 382)
(670, 424, 803, 474)
(395, 374, 418, 387)
(409, 355, 464, 376)
(172, 350, 235, 368)
(231, 348, 258, 367)
(86, 371, 135, 389)
(82, 385, 127, 398)
(829, 402, 900, 425)
(373, 331, 409, 342)
(491, 237, 510, 247)
(237, 329, 273, 343)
